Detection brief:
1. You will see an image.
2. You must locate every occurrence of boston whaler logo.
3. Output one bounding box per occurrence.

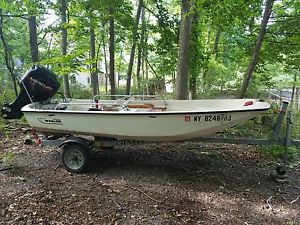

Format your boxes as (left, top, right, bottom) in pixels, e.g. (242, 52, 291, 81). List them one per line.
(37, 117, 63, 125)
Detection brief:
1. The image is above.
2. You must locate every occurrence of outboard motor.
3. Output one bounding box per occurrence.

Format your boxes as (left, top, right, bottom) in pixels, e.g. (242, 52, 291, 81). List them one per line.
(1, 65, 60, 119)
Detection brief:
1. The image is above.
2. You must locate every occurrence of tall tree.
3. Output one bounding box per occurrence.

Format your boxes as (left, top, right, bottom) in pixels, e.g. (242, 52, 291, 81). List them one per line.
(175, 0, 193, 100)
(101, 22, 109, 94)
(90, 21, 99, 97)
(125, 0, 143, 95)
(239, 0, 274, 98)
(0, 8, 18, 97)
(28, 15, 39, 63)
(136, 7, 146, 94)
(108, 6, 116, 97)
(60, 0, 70, 98)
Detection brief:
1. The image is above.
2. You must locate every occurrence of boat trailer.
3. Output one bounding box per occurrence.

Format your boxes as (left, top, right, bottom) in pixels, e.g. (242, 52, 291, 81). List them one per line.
(36, 100, 299, 176)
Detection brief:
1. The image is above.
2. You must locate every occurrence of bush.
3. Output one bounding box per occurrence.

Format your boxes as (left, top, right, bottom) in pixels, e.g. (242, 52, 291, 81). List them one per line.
(0, 151, 15, 166)
(0, 89, 16, 107)
(0, 116, 9, 137)
(223, 110, 299, 160)
(291, 110, 300, 138)
(70, 84, 92, 99)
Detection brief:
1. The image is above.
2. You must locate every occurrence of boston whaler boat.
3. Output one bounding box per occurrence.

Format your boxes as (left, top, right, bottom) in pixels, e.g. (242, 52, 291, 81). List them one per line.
(22, 97, 270, 142)
(1, 66, 271, 172)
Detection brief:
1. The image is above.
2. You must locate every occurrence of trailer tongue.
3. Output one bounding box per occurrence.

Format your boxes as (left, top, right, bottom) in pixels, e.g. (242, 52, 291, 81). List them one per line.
(1, 65, 60, 119)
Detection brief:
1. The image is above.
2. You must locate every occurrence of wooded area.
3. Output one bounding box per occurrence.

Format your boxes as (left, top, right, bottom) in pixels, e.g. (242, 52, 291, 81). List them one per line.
(0, 0, 299, 100)
(1, 1, 300, 224)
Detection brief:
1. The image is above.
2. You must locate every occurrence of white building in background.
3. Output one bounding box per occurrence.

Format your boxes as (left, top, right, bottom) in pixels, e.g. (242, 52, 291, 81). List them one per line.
(74, 71, 91, 87)
(73, 70, 126, 88)
(73, 61, 173, 93)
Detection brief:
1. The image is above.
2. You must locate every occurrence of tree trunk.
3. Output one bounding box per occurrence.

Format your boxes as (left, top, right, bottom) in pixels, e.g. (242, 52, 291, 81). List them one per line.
(28, 16, 39, 63)
(136, 44, 142, 95)
(239, 0, 274, 98)
(136, 7, 146, 95)
(213, 27, 222, 57)
(125, 0, 143, 95)
(0, 8, 18, 97)
(175, 0, 193, 100)
(290, 73, 297, 109)
(60, 0, 70, 98)
(143, 13, 150, 95)
(117, 47, 124, 88)
(202, 26, 211, 91)
(108, 7, 116, 98)
(188, 12, 199, 99)
(189, 74, 197, 99)
(90, 25, 99, 97)
(101, 23, 109, 94)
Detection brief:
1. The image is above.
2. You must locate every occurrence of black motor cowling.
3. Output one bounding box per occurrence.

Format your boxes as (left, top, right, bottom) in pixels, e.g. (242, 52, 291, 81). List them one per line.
(1, 65, 60, 119)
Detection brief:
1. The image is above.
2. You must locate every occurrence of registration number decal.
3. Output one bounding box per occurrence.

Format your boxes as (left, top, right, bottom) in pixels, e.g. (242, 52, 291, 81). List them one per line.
(191, 114, 232, 122)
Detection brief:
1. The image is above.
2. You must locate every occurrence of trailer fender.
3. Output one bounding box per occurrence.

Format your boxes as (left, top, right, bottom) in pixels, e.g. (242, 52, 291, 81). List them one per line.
(59, 136, 91, 150)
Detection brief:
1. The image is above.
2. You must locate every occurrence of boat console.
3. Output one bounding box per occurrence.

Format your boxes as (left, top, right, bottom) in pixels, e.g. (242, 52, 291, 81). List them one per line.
(1, 65, 60, 119)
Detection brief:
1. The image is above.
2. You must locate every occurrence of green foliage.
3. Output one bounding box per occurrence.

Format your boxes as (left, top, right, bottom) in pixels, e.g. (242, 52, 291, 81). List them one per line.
(149, 0, 180, 77)
(224, 118, 273, 139)
(259, 145, 284, 158)
(0, 151, 15, 166)
(291, 110, 300, 138)
(0, 84, 16, 105)
(115, 86, 127, 95)
(69, 84, 92, 99)
(0, 116, 10, 137)
(222, 114, 300, 160)
(260, 145, 299, 160)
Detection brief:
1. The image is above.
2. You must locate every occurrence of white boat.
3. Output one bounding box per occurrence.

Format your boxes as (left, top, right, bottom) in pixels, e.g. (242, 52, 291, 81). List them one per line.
(21, 96, 270, 142)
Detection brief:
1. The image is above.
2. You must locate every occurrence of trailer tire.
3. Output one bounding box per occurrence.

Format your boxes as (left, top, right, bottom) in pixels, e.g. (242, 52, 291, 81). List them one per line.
(61, 144, 90, 173)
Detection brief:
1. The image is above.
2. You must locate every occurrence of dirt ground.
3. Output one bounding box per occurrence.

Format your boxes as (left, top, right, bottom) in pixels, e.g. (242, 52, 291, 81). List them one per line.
(0, 125, 299, 225)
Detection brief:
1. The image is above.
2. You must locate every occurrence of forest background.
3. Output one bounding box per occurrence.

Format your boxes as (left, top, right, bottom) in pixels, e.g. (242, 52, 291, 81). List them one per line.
(0, 0, 299, 103)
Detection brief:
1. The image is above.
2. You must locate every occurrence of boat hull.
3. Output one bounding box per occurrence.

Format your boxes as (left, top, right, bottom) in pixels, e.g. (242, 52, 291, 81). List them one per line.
(22, 104, 267, 141)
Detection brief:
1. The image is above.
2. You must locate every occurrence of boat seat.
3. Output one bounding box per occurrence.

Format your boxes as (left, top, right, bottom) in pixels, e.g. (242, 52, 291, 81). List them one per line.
(151, 107, 166, 112)
(127, 103, 154, 109)
(126, 103, 166, 112)
(88, 105, 121, 111)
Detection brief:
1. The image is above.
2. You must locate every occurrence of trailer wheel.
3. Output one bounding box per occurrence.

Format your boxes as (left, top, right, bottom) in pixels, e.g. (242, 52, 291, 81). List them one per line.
(61, 144, 90, 173)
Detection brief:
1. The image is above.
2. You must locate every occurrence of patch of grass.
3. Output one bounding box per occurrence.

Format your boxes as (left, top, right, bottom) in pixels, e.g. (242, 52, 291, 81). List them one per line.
(222, 112, 300, 160)
(223, 117, 273, 139)
(20, 115, 29, 124)
(0, 89, 16, 106)
(0, 151, 15, 166)
(259, 145, 285, 158)
(0, 116, 10, 137)
(241, 137, 299, 163)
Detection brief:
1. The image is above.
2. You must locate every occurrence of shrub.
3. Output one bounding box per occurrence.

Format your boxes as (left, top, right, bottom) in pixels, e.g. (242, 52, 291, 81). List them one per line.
(0, 151, 15, 166)
(0, 116, 9, 137)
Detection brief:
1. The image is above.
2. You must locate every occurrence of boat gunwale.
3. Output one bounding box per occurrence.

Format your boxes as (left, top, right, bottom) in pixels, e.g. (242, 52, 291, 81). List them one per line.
(22, 106, 270, 115)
